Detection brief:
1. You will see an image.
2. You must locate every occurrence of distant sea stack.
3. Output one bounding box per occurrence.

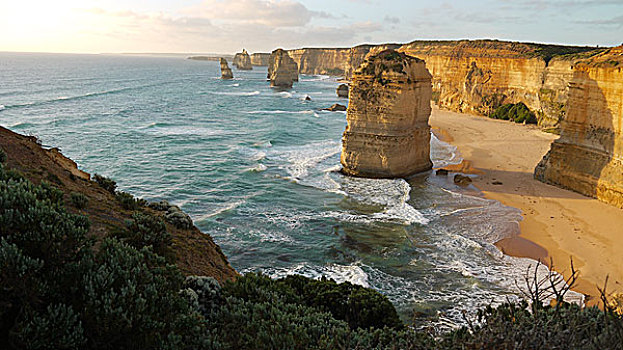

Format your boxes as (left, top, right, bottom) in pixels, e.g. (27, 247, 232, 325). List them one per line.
(535, 46, 623, 208)
(336, 84, 349, 98)
(220, 58, 233, 80)
(250, 53, 270, 66)
(233, 49, 253, 70)
(341, 49, 433, 178)
(268, 49, 299, 88)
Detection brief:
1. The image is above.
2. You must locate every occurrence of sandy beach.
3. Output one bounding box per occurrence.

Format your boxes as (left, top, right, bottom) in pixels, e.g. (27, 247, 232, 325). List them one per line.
(430, 107, 623, 302)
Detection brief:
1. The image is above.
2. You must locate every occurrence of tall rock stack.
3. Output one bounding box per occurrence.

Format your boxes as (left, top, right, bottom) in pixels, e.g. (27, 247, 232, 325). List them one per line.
(535, 46, 623, 207)
(268, 49, 299, 88)
(250, 53, 270, 66)
(341, 49, 433, 178)
(233, 49, 253, 70)
(219, 58, 233, 80)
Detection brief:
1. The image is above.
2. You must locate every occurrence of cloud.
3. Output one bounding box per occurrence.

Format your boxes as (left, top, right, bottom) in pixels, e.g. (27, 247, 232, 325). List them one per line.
(577, 14, 623, 27)
(185, 0, 316, 27)
(384, 16, 400, 24)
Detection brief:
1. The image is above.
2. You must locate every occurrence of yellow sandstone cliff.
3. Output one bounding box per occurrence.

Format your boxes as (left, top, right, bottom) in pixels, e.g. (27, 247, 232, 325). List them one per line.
(287, 40, 599, 127)
(535, 46, 623, 208)
(341, 50, 433, 178)
(250, 53, 270, 66)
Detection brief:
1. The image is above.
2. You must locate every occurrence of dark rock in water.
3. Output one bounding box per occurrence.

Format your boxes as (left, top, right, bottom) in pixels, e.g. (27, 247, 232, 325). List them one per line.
(454, 174, 472, 186)
(322, 103, 347, 111)
(305, 95, 312, 101)
(336, 84, 349, 98)
(436, 169, 449, 176)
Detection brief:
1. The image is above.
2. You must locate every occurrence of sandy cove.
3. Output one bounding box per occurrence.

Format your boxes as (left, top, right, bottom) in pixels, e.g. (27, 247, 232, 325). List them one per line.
(429, 107, 623, 303)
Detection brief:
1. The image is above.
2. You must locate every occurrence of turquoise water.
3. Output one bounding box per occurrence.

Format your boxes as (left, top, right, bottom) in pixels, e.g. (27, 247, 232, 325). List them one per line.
(0, 52, 558, 327)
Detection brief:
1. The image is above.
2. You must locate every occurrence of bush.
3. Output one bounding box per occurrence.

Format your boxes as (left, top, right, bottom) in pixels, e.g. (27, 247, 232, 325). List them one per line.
(490, 102, 538, 124)
(70, 192, 88, 209)
(0, 165, 204, 350)
(113, 212, 173, 261)
(93, 174, 116, 194)
(116, 191, 147, 210)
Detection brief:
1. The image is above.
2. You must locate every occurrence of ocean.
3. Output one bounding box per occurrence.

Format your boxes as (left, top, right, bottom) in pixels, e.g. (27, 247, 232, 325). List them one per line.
(0, 52, 576, 327)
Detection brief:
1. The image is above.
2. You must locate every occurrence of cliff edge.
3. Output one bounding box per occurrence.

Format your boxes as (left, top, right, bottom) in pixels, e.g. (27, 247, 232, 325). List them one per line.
(0, 126, 237, 282)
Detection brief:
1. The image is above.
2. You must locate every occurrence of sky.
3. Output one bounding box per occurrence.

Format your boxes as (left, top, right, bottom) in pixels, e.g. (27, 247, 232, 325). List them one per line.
(1, 0, 622, 54)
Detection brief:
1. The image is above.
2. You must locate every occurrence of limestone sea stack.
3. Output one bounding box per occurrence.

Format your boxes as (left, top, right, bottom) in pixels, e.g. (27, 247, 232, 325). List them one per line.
(341, 49, 433, 178)
(220, 58, 233, 80)
(535, 46, 623, 208)
(233, 49, 253, 70)
(336, 84, 349, 98)
(268, 49, 299, 88)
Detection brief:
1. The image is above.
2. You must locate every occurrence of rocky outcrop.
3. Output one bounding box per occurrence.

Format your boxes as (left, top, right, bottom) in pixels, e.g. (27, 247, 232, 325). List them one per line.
(250, 53, 270, 66)
(233, 49, 252, 70)
(220, 58, 233, 80)
(0, 126, 237, 281)
(287, 40, 600, 127)
(336, 84, 349, 98)
(268, 49, 299, 88)
(341, 50, 433, 178)
(322, 103, 346, 111)
(535, 46, 623, 208)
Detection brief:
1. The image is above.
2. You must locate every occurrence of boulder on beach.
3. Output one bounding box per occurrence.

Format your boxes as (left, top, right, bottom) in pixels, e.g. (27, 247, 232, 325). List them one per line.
(453, 174, 472, 186)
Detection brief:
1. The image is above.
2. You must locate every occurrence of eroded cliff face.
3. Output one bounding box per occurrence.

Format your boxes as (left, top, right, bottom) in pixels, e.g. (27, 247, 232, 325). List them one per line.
(535, 46, 623, 207)
(250, 53, 270, 66)
(268, 49, 299, 88)
(288, 40, 599, 127)
(233, 49, 253, 70)
(341, 50, 433, 178)
(220, 58, 233, 80)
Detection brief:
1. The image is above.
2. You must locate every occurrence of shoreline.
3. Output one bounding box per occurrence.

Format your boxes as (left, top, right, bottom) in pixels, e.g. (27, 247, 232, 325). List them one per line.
(429, 107, 623, 304)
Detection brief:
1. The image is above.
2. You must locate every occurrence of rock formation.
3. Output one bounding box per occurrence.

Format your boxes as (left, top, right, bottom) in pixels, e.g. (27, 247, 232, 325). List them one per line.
(286, 40, 600, 128)
(268, 49, 299, 88)
(250, 53, 270, 66)
(336, 84, 349, 98)
(341, 50, 433, 178)
(322, 103, 346, 111)
(233, 49, 253, 70)
(220, 58, 233, 80)
(535, 46, 623, 208)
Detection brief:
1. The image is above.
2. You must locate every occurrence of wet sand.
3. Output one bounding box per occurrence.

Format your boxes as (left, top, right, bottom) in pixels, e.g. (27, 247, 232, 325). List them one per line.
(430, 107, 623, 303)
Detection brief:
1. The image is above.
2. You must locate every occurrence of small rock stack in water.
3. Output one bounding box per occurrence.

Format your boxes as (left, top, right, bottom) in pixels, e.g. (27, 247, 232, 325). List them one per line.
(233, 49, 253, 70)
(341, 49, 433, 178)
(268, 49, 299, 88)
(220, 58, 233, 80)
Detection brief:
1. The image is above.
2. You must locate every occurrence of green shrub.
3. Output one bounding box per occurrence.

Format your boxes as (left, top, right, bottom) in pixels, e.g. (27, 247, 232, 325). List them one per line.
(93, 174, 116, 193)
(113, 212, 173, 261)
(0, 165, 204, 350)
(490, 102, 538, 124)
(116, 190, 147, 210)
(0, 148, 6, 163)
(70, 192, 88, 209)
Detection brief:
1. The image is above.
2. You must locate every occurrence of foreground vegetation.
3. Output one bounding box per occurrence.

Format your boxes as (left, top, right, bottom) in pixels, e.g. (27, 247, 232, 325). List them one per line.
(1, 151, 623, 349)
